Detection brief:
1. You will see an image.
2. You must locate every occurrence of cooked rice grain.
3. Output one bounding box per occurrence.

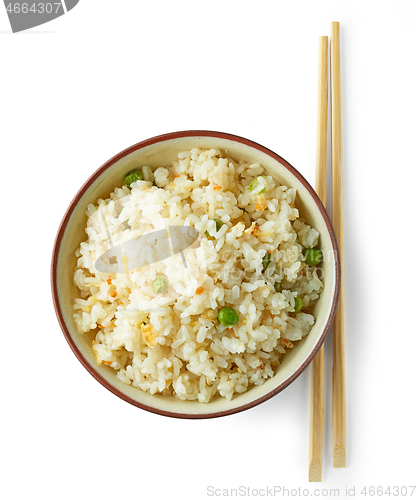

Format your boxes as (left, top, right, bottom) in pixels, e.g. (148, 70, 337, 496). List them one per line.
(73, 149, 324, 402)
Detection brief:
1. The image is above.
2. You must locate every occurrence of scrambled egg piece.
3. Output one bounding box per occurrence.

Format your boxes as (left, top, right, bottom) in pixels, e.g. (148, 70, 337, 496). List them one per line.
(142, 323, 157, 347)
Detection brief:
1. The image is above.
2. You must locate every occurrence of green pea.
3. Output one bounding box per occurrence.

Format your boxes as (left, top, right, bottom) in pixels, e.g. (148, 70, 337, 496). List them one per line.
(247, 176, 266, 194)
(218, 307, 239, 327)
(124, 169, 144, 187)
(151, 277, 168, 294)
(274, 281, 281, 292)
(262, 252, 271, 271)
(205, 218, 225, 237)
(304, 248, 323, 266)
(294, 295, 303, 313)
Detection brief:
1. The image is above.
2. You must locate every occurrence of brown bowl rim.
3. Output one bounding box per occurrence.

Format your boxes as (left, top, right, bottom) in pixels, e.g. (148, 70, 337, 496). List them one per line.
(51, 130, 340, 419)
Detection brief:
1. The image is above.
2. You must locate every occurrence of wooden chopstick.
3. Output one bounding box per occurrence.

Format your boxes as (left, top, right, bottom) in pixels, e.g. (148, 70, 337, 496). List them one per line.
(308, 35, 328, 483)
(330, 21, 346, 468)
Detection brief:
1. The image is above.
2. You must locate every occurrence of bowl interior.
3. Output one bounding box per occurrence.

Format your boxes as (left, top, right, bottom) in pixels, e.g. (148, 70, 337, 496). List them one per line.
(53, 133, 339, 418)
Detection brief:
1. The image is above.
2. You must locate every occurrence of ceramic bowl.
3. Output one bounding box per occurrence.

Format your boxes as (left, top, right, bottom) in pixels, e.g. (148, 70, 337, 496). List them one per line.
(51, 130, 340, 418)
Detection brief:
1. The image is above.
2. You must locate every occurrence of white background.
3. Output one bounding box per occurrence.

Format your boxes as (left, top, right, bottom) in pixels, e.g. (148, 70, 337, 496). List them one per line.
(1, 1, 416, 499)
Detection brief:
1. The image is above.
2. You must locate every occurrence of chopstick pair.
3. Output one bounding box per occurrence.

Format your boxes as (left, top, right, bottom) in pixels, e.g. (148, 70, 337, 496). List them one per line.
(308, 22, 346, 482)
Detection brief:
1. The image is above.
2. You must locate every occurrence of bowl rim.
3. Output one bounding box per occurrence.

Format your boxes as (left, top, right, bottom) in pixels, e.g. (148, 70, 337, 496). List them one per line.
(51, 130, 340, 419)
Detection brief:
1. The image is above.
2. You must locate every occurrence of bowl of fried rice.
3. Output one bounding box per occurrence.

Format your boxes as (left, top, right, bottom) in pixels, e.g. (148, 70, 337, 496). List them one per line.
(51, 130, 340, 418)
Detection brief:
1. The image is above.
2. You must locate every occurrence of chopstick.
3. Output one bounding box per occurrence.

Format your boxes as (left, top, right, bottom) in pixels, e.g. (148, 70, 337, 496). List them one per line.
(308, 35, 328, 483)
(330, 21, 346, 468)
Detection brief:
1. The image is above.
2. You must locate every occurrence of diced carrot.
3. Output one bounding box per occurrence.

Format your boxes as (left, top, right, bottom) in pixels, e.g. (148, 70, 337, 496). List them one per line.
(106, 278, 112, 285)
(196, 286, 205, 295)
(110, 291, 117, 298)
(174, 174, 180, 178)
(251, 225, 259, 236)
(102, 360, 112, 365)
(98, 325, 105, 329)
(213, 186, 222, 191)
